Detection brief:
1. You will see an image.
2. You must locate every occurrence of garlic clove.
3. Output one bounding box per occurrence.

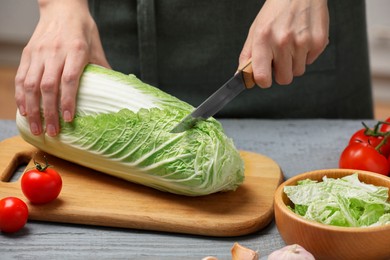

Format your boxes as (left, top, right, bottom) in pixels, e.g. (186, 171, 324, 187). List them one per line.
(268, 244, 315, 260)
(231, 242, 259, 260)
(201, 257, 219, 260)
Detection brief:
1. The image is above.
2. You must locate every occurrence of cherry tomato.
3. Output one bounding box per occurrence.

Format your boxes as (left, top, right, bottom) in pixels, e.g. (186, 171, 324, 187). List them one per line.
(339, 143, 389, 176)
(388, 155, 390, 169)
(378, 118, 390, 157)
(0, 197, 29, 233)
(380, 117, 390, 133)
(380, 139, 390, 158)
(349, 128, 382, 147)
(21, 158, 62, 204)
(349, 128, 390, 157)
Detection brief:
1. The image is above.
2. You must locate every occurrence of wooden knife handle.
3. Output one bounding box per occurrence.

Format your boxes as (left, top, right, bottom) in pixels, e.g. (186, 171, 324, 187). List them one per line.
(239, 60, 255, 89)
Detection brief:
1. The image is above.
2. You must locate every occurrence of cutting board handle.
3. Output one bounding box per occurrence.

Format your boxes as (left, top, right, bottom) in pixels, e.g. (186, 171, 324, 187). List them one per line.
(0, 136, 36, 182)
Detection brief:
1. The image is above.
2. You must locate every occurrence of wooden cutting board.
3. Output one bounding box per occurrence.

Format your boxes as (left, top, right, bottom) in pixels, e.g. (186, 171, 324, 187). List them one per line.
(0, 136, 283, 237)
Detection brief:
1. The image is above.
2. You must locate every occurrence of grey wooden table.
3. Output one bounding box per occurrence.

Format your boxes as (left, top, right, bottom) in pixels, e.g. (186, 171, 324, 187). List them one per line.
(0, 119, 368, 259)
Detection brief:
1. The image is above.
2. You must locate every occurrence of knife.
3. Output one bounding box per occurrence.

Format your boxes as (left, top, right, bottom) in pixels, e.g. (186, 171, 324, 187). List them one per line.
(170, 60, 255, 133)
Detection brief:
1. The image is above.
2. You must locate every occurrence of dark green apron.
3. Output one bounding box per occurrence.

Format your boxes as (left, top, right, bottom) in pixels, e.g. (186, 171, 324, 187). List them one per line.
(88, 0, 373, 119)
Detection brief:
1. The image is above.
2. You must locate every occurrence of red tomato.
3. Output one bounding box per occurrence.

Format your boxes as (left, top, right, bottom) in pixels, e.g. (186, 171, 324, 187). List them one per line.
(380, 139, 390, 158)
(339, 143, 389, 176)
(349, 128, 390, 157)
(378, 118, 390, 157)
(21, 162, 62, 204)
(0, 197, 29, 233)
(349, 128, 381, 147)
(380, 117, 390, 133)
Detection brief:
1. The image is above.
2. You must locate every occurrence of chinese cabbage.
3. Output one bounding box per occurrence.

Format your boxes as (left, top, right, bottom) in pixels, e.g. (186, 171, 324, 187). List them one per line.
(16, 65, 244, 196)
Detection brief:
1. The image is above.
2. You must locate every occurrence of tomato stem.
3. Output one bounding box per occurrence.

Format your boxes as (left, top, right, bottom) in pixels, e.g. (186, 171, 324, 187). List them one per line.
(362, 121, 390, 153)
(33, 155, 50, 172)
(375, 132, 390, 153)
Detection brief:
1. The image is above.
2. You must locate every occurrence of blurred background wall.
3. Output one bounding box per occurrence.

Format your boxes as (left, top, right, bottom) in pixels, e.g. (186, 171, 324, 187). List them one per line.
(366, 0, 390, 118)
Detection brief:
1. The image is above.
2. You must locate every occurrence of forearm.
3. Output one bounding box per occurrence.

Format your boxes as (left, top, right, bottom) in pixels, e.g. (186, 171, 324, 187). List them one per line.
(37, 0, 89, 10)
(37, 0, 91, 20)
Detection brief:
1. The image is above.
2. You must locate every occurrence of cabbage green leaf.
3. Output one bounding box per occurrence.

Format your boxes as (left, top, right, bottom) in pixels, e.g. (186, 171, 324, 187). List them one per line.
(16, 65, 244, 196)
(284, 173, 390, 227)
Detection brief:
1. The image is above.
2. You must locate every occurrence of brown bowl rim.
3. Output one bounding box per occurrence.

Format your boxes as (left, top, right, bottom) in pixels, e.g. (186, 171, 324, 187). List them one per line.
(274, 168, 390, 233)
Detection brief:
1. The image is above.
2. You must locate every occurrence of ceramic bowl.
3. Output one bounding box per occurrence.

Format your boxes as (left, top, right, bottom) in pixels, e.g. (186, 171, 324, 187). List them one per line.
(274, 169, 390, 260)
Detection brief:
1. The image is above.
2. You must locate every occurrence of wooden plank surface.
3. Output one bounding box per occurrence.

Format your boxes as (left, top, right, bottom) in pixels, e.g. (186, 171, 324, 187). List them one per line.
(0, 136, 283, 237)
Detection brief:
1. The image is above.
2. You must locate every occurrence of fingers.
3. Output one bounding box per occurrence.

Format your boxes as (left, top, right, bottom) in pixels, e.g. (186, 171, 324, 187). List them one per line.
(250, 28, 310, 87)
(15, 48, 31, 117)
(16, 40, 65, 137)
(61, 41, 89, 123)
(40, 59, 63, 136)
(251, 40, 273, 88)
(292, 34, 309, 77)
(241, 0, 329, 88)
(23, 60, 44, 135)
(271, 32, 293, 85)
(307, 1, 330, 65)
(15, 41, 88, 137)
(90, 28, 111, 69)
(238, 23, 254, 69)
(306, 27, 329, 65)
(239, 21, 273, 88)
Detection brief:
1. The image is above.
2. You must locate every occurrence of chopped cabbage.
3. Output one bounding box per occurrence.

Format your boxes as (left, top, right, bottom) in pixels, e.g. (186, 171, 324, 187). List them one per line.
(284, 173, 390, 227)
(16, 65, 244, 196)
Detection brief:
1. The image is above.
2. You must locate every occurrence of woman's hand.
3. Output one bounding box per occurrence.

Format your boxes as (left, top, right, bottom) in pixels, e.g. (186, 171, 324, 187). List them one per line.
(239, 0, 329, 87)
(15, 0, 110, 137)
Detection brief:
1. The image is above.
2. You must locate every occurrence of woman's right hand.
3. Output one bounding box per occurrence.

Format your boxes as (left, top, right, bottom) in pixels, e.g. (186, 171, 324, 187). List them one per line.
(239, 0, 329, 88)
(15, 0, 110, 137)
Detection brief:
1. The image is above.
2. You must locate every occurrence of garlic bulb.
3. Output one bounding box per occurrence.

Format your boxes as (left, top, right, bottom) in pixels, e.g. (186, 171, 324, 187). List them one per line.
(231, 242, 259, 260)
(268, 244, 315, 260)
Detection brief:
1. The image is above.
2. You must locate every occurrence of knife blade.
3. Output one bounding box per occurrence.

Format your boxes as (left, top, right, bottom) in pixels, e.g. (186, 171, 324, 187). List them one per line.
(170, 60, 255, 133)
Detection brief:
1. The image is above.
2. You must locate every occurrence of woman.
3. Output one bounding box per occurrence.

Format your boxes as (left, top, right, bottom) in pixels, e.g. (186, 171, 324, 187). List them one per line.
(15, 0, 372, 137)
